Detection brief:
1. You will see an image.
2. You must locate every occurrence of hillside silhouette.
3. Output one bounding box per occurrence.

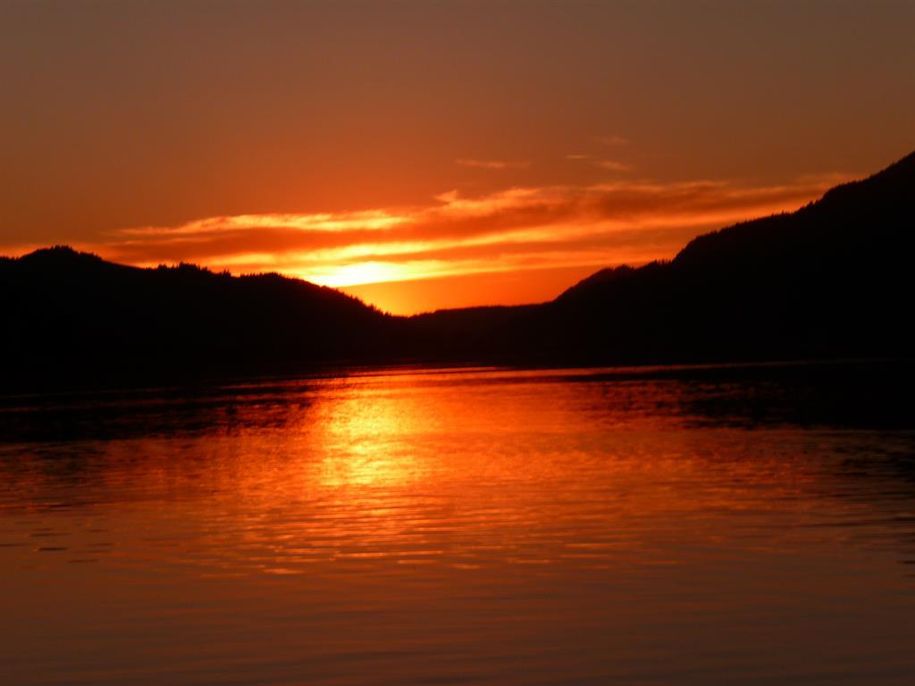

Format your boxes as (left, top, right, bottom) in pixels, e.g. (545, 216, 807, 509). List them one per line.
(1, 249, 397, 389)
(408, 149, 915, 364)
(2, 150, 913, 390)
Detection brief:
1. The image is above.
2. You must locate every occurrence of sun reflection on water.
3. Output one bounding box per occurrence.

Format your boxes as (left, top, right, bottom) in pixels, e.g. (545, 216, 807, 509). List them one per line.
(313, 387, 431, 490)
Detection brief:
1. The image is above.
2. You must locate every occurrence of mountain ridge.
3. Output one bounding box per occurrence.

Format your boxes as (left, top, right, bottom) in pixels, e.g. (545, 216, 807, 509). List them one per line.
(2, 149, 913, 390)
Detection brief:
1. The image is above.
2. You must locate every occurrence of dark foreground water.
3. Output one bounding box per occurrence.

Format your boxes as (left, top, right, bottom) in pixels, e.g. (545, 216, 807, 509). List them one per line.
(1, 363, 914, 685)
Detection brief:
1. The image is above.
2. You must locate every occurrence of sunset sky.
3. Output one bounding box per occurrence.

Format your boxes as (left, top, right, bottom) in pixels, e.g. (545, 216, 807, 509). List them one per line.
(2, 1, 914, 314)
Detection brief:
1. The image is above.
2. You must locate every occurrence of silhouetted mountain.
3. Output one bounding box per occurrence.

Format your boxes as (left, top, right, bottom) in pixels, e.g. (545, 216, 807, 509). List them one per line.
(1, 247, 396, 389)
(2, 150, 913, 391)
(408, 150, 915, 364)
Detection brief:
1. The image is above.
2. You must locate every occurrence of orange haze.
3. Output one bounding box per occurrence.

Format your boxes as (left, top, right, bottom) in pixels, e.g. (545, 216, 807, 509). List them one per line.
(2, 2, 914, 312)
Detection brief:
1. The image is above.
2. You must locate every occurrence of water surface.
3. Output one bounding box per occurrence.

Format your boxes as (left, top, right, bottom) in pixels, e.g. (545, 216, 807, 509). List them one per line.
(2, 364, 914, 685)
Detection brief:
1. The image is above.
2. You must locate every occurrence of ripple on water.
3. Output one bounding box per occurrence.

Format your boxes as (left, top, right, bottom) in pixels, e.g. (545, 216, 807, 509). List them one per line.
(1, 364, 914, 685)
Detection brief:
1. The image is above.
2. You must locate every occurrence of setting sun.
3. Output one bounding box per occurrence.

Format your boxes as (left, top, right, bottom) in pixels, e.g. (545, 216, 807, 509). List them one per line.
(307, 260, 421, 289)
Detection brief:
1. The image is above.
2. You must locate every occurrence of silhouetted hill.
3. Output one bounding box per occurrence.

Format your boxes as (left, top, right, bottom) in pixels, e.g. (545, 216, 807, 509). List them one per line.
(2, 150, 913, 390)
(543, 151, 915, 363)
(1, 247, 396, 389)
(408, 150, 915, 364)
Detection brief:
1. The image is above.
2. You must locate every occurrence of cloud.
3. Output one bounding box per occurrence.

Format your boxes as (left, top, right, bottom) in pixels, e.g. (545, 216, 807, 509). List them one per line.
(567, 155, 632, 172)
(455, 158, 530, 170)
(3, 173, 850, 292)
(593, 160, 631, 173)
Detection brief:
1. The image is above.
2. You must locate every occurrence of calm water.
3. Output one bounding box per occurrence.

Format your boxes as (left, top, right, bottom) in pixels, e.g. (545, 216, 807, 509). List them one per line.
(1, 364, 914, 685)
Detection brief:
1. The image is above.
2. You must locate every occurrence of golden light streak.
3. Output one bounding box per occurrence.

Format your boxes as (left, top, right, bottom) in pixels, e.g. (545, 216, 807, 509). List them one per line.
(120, 210, 410, 236)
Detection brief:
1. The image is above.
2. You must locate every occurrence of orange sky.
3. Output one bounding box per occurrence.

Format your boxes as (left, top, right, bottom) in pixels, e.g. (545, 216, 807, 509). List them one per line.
(2, 1, 914, 313)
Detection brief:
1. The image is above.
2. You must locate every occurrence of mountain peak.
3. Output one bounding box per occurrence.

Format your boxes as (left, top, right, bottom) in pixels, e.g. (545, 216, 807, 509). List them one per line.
(814, 148, 915, 206)
(18, 245, 105, 267)
(876, 148, 915, 175)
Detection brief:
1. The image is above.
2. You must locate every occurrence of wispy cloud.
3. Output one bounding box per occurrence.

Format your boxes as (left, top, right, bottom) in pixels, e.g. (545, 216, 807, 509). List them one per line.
(593, 160, 631, 173)
(2, 173, 849, 296)
(118, 210, 408, 236)
(455, 158, 530, 170)
(566, 154, 632, 172)
(25, 173, 843, 293)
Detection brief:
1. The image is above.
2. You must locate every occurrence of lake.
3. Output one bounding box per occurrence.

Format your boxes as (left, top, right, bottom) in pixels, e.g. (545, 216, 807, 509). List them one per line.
(1, 363, 914, 685)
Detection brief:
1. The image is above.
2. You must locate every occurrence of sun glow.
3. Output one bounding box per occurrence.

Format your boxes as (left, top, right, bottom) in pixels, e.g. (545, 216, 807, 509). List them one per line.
(306, 261, 416, 288)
